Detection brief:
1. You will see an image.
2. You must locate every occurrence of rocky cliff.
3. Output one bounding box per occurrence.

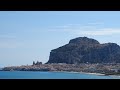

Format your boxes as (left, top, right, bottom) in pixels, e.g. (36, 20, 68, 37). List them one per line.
(47, 37, 120, 64)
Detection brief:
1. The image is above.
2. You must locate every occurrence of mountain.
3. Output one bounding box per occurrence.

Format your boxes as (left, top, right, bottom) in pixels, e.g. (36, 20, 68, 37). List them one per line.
(47, 37, 120, 64)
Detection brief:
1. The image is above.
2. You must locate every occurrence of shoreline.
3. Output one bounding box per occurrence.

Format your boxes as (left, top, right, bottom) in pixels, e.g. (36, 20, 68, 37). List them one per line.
(0, 70, 106, 76)
(50, 71, 106, 76)
(2, 63, 120, 77)
(1, 70, 120, 78)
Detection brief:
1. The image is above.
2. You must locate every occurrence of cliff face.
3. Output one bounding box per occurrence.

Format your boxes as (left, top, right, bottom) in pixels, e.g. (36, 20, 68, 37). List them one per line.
(47, 37, 120, 64)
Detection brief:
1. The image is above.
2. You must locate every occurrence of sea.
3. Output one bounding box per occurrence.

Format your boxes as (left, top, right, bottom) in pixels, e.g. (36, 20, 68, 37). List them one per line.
(0, 71, 120, 79)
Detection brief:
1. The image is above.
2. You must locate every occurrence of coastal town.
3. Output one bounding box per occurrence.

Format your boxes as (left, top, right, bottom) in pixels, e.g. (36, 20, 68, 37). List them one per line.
(2, 62, 120, 75)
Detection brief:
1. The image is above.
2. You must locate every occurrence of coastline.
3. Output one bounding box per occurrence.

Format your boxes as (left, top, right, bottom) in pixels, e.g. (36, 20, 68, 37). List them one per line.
(0, 70, 105, 76)
(50, 71, 106, 76)
(51, 71, 120, 78)
(45, 71, 120, 78)
(1, 70, 120, 78)
(2, 63, 120, 77)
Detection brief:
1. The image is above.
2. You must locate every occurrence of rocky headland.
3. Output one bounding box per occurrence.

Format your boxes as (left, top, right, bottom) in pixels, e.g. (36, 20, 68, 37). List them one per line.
(47, 37, 120, 64)
(2, 37, 120, 75)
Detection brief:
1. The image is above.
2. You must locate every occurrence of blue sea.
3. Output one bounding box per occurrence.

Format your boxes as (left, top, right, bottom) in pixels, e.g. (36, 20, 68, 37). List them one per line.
(0, 71, 120, 79)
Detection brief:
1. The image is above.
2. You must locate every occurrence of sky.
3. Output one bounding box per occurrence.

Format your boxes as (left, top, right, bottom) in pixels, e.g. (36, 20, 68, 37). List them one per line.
(1, 11, 120, 67)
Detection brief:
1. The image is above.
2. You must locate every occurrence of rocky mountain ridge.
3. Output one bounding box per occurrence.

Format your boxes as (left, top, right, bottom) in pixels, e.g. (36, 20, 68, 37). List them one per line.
(47, 37, 120, 64)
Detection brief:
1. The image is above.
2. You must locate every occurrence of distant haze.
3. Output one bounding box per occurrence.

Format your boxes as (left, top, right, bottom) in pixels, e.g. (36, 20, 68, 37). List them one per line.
(0, 11, 120, 67)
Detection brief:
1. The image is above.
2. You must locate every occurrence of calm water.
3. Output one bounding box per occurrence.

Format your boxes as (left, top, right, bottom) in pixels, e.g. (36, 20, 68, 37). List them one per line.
(0, 71, 120, 79)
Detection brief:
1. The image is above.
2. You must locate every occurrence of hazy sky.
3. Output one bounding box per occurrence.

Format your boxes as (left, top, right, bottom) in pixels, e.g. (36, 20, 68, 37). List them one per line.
(1, 11, 120, 67)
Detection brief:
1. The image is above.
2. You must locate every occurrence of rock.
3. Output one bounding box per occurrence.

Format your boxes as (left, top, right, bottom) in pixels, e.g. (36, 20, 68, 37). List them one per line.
(69, 37, 100, 45)
(47, 37, 120, 64)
